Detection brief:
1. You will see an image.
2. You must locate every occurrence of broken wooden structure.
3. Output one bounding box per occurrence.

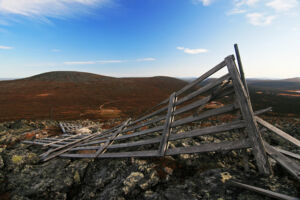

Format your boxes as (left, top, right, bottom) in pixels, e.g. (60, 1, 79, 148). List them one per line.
(24, 50, 300, 183)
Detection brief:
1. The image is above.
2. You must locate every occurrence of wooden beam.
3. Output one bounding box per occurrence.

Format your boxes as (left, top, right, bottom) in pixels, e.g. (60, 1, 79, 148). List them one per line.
(158, 93, 176, 156)
(166, 138, 251, 155)
(136, 60, 227, 118)
(226, 55, 271, 175)
(256, 116, 300, 148)
(254, 107, 272, 116)
(229, 180, 300, 200)
(94, 119, 131, 157)
(234, 44, 249, 95)
(69, 120, 246, 151)
(273, 147, 300, 161)
(264, 142, 300, 181)
(172, 104, 237, 128)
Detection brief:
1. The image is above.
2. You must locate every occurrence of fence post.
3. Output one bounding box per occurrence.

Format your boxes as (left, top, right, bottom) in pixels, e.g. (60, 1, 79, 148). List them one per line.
(158, 93, 177, 156)
(225, 55, 271, 175)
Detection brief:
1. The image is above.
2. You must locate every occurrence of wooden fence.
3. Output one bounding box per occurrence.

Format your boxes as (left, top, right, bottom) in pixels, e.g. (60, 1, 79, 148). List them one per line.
(24, 54, 300, 178)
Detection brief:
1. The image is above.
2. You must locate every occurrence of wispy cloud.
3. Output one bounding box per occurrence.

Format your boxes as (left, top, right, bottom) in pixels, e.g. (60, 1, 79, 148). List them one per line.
(51, 49, 61, 52)
(63, 58, 155, 65)
(193, 0, 214, 6)
(64, 61, 97, 65)
(177, 46, 208, 54)
(136, 57, 156, 62)
(0, 45, 13, 50)
(266, 0, 298, 12)
(227, 8, 247, 15)
(246, 13, 276, 26)
(0, 0, 111, 19)
(235, 0, 260, 7)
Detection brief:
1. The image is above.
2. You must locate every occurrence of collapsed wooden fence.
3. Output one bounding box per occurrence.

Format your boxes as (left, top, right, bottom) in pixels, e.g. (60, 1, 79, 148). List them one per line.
(24, 52, 300, 181)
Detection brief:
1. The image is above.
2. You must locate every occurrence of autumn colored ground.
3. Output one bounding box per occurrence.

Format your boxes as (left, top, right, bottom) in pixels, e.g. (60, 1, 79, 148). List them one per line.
(0, 71, 187, 122)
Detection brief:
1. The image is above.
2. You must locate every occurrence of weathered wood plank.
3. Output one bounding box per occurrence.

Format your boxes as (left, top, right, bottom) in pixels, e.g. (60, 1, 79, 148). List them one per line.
(256, 116, 300, 148)
(43, 134, 80, 147)
(170, 120, 246, 141)
(254, 107, 272, 116)
(123, 116, 165, 133)
(59, 122, 66, 134)
(133, 60, 227, 122)
(166, 138, 251, 155)
(158, 93, 176, 156)
(273, 147, 300, 161)
(94, 119, 131, 157)
(229, 180, 300, 200)
(176, 73, 230, 106)
(69, 120, 246, 151)
(172, 104, 237, 128)
(61, 150, 159, 158)
(226, 55, 271, 175)
(264, 142, 300, 181)
(40, 119, 131, 161)
(234, 44, 249, 95)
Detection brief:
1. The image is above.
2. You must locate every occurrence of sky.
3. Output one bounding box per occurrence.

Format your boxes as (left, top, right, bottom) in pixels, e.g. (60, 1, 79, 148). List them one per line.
(0, 0, 299, 79)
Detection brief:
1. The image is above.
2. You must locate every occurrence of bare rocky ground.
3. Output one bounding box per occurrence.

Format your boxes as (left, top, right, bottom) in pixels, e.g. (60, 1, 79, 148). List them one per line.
(0, 118, 299, 200)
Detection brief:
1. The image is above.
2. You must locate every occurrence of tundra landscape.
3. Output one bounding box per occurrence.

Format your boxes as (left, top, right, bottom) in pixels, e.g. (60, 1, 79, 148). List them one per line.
(0, 0, 300, 199)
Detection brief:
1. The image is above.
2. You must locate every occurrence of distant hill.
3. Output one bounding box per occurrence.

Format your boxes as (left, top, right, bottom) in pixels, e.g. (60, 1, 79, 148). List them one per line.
(0, 71, 187, 121)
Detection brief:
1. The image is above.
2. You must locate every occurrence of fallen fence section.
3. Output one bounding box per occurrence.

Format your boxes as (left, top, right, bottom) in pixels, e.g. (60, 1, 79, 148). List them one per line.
(23, 54, 299, 178)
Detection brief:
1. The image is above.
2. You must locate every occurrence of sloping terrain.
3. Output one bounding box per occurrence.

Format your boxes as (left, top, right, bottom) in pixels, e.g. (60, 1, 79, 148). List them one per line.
(0, 71, 187, 122)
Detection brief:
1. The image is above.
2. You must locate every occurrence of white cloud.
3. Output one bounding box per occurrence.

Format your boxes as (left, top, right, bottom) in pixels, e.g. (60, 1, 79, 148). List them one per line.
(136, 57, 156, 62)
(0, 45, 13, 50)
(177, 46, 208, 54)
(97, 60, 124, 63)
(193, 0, 214, 6)
(63, 58, 155, 65)
(0, 0, 110, 18)
(227, 8, 247, 15)
(235, 0, 260, 7)
(266, 0, 298, 12)
(246, 12, 276, 26)
(64, 61, 97, 65)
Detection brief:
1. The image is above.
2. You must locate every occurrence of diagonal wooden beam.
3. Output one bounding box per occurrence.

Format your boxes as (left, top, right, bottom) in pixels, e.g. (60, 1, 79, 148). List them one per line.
(225, 55, 271, 175)
(256, 116, 300, 148)
(94, 118, 131, 157)
(158, 93, 177, 156)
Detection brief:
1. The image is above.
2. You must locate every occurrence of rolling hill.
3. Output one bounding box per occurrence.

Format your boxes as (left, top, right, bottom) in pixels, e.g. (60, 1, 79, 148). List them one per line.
(0, 71, 187, 122)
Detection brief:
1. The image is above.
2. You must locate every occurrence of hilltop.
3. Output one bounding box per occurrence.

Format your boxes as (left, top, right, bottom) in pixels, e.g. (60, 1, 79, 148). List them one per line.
(0, 71, 187, 122)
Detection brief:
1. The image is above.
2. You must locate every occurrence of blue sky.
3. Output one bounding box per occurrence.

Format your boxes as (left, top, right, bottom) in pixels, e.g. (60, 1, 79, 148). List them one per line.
(0, 0, 299, 78)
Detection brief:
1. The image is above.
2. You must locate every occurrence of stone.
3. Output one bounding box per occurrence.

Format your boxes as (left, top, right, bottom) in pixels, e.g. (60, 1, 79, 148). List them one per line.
(122, 172, 144, 195)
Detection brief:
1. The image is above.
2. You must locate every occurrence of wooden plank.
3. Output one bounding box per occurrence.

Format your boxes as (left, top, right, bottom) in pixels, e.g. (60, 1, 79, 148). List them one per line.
(94, 119, 131, 157)
(254, 107, 272, 116)
(256, 116, 300, 148)
(173, 86, 234, 116)
(169, 120, 246, 141)
(70, 120, 246, 151)
(172, 104, 237, 128)
(40, 119, 131, 161)
(264, 142, 300, 181)
(133, 60, 227, 121)
(61, 150, 158, 158)
(130, 105, 168, 125)
(176, 73, 230, 106)
(158, 93, 176, 156)
(234, 44, 249, 95)
(166, 139, 251, 155)
(226, 55, 271, 175)
(43, 134, 80, 147)
(22, 140, 61, 147)
(59, 122, 66, 134)
(229, 180, 300, 200)
(123, 116, 165, 133)
(273, 147, 300, 161)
